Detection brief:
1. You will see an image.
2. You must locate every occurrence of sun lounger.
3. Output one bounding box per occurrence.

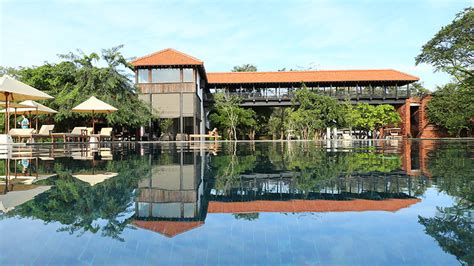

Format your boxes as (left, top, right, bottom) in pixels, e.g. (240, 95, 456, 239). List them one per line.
(89, 127, 113, 142)
(189, 134, 221, 141)
(51, 127, 87, 143)
(31, 125, 55, 142)
(9, 128, 35, 142)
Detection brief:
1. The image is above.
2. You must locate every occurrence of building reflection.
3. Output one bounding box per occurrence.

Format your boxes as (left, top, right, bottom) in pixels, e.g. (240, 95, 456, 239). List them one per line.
(132, 141, 430, 237)
(401, 139, 436, 177)
(0, 140, 440, 236)
(133, 145, 208, 237)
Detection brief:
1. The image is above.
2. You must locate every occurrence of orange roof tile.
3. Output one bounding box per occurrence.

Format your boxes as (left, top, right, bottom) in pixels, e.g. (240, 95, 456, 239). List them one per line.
(131, 48, 203, 66)
(132, 220, 204, 238)
(208, 198, 420, 213)
(207, 69, 419, 84)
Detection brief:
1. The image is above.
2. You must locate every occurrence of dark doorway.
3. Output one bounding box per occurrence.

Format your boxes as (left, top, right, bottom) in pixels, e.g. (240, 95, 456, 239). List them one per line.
(410, 106, 420, 137)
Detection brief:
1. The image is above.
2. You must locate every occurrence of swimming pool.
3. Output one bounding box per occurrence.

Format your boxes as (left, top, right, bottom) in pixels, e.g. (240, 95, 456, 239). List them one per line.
(0, 140, 472, 265)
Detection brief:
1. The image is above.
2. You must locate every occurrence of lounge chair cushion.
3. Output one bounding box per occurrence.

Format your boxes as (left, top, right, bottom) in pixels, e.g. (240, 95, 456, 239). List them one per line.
(90, 128, 113, 140)
(99, 127, 112, 136)
(70, 127, 87, 135)
(36, 125, 55, 135)
(9, 128, 35, 137)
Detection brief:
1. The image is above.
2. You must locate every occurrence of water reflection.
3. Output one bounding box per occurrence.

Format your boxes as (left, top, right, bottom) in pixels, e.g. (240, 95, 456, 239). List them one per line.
(0, 140, 472, 264)
(417, 142, 473, 265)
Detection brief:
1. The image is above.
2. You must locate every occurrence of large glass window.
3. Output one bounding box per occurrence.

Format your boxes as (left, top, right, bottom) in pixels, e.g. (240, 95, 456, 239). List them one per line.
(183, 68, 194, 82)
(152, 68, 181, 83)
(137, 69, 149, 83)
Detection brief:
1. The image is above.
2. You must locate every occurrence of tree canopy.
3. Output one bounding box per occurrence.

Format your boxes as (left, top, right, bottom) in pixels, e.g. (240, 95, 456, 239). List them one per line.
(1, 45, 152, 131)
(231, 64, 257, 72)
(286, 86, 344, 139)
(427, 83, 474, 136)
(209, 93, 256, 140)
(409, 82, 430, 97)
(415, 7, 473, 85)
(415, 7, 473, 137)
(351, 103, 401, 137)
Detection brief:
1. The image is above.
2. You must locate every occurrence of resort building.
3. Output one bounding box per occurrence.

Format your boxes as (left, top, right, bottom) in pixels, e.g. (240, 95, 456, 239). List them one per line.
(131, 48, 433, 139)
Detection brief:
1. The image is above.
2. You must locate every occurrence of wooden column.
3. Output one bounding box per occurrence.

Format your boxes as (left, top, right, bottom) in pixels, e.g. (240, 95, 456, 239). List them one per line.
(356, 84, 359, 101)
(180, 92, 183, 135)
(404, 98, 411, 137)
(149, 92, 152, 140)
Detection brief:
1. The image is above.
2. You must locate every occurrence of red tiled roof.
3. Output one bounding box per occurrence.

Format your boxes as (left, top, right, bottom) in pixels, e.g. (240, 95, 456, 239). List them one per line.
(208, 199, 420, 213)
(132, 220, 204, 238)
(131, 48, 203, 66)
(207, 69, 419, 84)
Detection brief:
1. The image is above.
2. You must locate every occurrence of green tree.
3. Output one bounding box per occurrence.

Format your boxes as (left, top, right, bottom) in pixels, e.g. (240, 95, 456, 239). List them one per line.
(427, 83, 474, 136)
(268, 107, 288, 140)
(340, 100, 359, 137)
(3, 45, 152, 131)
(159, 118, 173, 134)
(209, 93, 256, 140)
(415, 8, 473, 137)
(289, 86, 345, 139)
(231, 64, 257, 72)
(415, 7, 473, 85)
(0, 66, 21, 78)
(409, 82, 431, 97)
(237, 107, 258, 140)
(354, 104, 401, 138)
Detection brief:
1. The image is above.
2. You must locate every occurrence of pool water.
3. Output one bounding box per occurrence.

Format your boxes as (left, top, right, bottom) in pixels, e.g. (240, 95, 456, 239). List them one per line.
(0, 140, 472, 265)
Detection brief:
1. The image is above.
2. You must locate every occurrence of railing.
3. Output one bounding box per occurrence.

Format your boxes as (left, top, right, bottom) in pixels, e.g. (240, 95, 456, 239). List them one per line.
(205, 86, 410, 102)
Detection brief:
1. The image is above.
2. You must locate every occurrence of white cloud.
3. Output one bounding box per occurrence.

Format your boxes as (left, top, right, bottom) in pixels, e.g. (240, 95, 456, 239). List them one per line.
(0, 0, 468, 89)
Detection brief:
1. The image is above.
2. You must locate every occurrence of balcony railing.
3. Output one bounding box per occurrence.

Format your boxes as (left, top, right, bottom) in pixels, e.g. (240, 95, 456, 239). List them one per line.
(205, 86, 410, 102)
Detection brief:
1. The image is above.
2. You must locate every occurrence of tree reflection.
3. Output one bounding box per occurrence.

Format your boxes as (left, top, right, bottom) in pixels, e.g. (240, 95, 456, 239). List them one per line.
(210, 142, 406, 197)
(7, 156, 150, 241)
(208, 142, 425, 223)
(233, 213, 259, 221)
(2, 141, 452, 242)
(418, 142, 473, 265)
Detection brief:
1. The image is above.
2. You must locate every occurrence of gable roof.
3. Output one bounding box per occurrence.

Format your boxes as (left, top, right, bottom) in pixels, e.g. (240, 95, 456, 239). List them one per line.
(132, 220, 204, 238)
(130, 48, 204, 66)
(207, 69, 419, 85)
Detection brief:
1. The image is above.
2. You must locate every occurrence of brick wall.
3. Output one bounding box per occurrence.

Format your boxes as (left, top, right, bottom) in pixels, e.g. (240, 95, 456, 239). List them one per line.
(396, 99, 411, 137)
(417, 96, 448, 138)
(396, 96, 447, 138)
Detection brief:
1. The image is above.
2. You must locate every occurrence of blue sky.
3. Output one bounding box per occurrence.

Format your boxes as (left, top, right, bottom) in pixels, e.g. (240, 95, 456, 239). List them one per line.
(0, 0, 470, 89)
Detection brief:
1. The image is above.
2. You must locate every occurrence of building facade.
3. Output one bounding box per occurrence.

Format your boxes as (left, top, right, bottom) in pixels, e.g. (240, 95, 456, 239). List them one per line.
(132, 48, 432, 139)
